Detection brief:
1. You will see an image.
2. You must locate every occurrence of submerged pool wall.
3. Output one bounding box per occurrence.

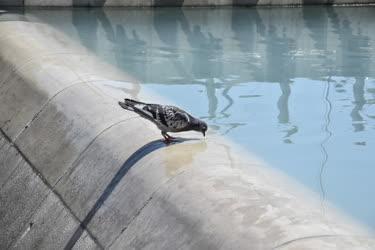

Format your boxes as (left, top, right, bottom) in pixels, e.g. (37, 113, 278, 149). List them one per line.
(0, 19, 375, 249)
(0, 0, 375, 6)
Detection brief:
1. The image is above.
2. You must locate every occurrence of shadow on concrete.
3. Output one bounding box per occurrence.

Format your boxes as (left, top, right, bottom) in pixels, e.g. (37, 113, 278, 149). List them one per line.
(64, 137, 195, 249)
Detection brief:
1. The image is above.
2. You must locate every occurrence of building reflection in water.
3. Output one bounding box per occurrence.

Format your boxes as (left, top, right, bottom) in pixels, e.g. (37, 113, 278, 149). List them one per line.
(59, 6, 374, 146)
(26, 6, 375, 229)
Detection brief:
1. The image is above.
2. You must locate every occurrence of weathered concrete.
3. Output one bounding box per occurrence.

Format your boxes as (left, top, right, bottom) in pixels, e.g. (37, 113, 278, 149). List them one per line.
(0, 19, 374, 250)
(1, 0, 375, 6)
(0, 133, 99, 249)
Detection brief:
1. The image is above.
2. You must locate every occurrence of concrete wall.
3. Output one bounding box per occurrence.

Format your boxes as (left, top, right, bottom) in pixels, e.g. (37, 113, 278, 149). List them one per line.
(0, 19, 375, 249)
(1, 0, 375, 6)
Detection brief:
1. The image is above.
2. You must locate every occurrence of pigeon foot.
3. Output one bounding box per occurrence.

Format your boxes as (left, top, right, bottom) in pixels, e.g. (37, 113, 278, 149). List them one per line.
(162, 132, 177, 143)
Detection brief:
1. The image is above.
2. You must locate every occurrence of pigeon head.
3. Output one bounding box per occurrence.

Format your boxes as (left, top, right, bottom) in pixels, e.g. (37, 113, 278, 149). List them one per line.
(193, 120, 207, 137)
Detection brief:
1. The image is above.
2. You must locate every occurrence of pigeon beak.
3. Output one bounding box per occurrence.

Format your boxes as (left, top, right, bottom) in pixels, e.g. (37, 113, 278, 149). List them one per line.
(202, 131, 206, 137)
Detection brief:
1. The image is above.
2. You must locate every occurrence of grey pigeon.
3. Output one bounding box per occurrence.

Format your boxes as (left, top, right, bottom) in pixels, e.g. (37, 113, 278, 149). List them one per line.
(119, 98, 207, 142)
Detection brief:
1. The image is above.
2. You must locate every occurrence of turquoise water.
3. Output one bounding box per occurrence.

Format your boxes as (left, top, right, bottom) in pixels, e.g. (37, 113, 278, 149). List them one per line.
(18, 7, 375, 229)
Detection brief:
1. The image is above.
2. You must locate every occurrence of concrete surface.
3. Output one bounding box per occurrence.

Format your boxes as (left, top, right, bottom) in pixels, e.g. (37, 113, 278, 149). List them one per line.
(0, 0, 375, 6)
(0, 18, 375, 250)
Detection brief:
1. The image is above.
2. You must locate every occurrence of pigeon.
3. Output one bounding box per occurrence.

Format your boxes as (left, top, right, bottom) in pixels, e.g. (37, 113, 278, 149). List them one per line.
(119, 98, 207, 142)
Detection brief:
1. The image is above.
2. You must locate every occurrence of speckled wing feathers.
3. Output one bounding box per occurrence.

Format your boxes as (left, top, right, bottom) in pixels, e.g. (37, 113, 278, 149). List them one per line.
(163, 106, 190, 131)
(143, 105, 190, 132)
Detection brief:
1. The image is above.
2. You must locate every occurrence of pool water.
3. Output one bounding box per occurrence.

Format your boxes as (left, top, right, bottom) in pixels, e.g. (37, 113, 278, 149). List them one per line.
(20, 6, 375, 230)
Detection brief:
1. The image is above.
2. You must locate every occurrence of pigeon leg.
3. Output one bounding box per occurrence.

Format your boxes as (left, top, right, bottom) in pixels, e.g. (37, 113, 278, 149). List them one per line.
(162, 131, 175, 143)
(166, 133, 176, 141)
(162, 131, 171, 143)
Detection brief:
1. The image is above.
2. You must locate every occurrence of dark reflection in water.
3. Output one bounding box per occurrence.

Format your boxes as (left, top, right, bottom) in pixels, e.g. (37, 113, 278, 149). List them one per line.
(26, 6, 375, 230)
(72, 0, 106, 7)
(0, 7, 27, 22)
(72, 8, 115, 50)
(326, 7, 371, 133)
(351, 77, 366, 132)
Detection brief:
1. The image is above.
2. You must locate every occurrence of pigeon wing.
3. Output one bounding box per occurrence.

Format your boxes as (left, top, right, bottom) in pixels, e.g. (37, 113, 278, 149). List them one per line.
(123, 102, 191, 132)
(163, 106, 191, 131)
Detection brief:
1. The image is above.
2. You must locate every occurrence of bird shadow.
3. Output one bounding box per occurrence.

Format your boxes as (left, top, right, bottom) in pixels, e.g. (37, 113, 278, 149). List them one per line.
(64, 136, 199, 249)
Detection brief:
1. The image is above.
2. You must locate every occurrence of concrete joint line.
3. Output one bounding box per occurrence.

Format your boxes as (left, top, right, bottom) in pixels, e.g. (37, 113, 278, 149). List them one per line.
(9, 62, 130, 142)
(63, 139, 173, 249)
(0, 131, 58, 249)
(107, 195, 154, 249)
(53, 115, 140, 188)
(1, 55, 139, 247)
(12, 80, 89, 142)
(8, 188, 54, 249)
(64, 137, 194, 249)
(0, 127, 103, 249)
(0, 51, 89, 88)
(108, 167, 189, 248)
(273, 234, 341, 249)
(3, 81, 138, 247)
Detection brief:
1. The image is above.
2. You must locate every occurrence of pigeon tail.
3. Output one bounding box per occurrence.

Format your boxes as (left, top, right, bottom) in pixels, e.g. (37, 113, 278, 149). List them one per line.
(119, 99, 156, 122)
(118, 101, 134, 111)
(119, 99, 147, 111)
(124, 98, 147, 106)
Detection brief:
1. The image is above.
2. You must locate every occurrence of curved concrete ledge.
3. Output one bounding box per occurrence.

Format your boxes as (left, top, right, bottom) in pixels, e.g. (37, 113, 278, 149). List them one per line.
(0, 20, 374, 249)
